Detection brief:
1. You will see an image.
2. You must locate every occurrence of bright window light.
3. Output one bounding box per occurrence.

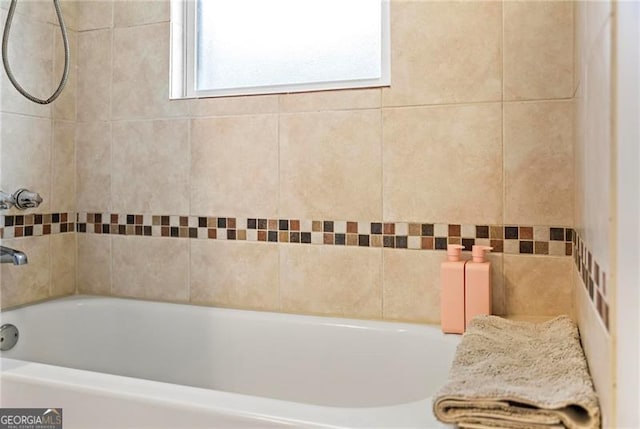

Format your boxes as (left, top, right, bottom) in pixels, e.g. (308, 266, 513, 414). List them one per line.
(171, 0, 390, 99)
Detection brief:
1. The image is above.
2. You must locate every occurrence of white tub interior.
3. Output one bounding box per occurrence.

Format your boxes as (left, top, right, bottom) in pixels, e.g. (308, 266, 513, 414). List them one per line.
(1, 296, 459, 428)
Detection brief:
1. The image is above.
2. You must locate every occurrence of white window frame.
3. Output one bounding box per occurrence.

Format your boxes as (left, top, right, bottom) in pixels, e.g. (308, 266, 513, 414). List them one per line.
(170, 0, 390, 99)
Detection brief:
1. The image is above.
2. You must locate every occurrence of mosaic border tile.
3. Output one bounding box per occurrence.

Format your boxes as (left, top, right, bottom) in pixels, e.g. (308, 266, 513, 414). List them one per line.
(0, 212, 75, 239)
(573, 232, 609, 331)
(1, 212, 574, 257)
(66, 212, 573, 256)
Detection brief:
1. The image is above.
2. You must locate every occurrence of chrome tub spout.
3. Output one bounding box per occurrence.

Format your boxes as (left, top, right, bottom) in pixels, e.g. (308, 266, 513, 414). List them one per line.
(0, 245, 28, 265)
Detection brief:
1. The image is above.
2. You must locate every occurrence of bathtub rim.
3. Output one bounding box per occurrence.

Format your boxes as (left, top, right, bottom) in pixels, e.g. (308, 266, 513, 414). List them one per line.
(0, 294, 455, 336)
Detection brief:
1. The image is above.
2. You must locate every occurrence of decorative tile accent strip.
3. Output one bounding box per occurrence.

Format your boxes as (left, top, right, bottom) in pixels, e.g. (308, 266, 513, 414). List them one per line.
(573, 232, 609, 331)
(0, 212, 76, 239)
(73, 212, 573, 256)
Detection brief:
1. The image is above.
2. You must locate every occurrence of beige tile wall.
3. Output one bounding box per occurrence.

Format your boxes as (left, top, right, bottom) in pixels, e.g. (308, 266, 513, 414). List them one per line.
(190, 240, 280, 311)
(382, 103, 502, 224)
(503, 255, 572, 317)
(383, 249, 445, 324)
(3, 1, 574, 323)
(76, 28, 110, 121)
(503, 0, 573, 101)
(504, 100, 574, 226)
(280, 110, 382, 220)
(0, 1, 77, 308)
(76, 233, 110, 295)
(111, 119, 190, 213)
(66, 0, 576, 322)
(573, 0, 614, 426)
(191, 115, 279, 217)
(280, 244, 382, 319)
(76, 121, 111, 212)
(111, 236, 189, 301)
(381, 0, 502, 106)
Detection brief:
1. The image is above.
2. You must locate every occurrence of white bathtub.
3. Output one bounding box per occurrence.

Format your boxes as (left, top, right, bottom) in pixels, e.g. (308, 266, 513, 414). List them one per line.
(0, 296, 458, 428)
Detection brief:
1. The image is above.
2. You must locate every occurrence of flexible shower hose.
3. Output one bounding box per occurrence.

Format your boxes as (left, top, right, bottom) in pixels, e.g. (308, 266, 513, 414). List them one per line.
(2, 0, 70, 104)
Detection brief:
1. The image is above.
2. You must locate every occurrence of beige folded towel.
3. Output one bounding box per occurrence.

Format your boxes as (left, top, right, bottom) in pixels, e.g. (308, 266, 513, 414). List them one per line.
(433, 315, 600, 429)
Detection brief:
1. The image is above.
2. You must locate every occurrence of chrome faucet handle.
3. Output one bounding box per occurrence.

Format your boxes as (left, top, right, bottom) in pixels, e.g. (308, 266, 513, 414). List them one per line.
(13, 188, 43, 209)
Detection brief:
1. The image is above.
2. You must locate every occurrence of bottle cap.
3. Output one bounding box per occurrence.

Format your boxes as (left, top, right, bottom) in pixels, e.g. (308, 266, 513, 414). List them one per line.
(447, 244, 464, 261)
(471, 245, 493, 263)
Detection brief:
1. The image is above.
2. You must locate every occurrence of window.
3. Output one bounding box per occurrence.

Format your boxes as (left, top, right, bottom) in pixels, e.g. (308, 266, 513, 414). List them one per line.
(170, 0, 390, 99)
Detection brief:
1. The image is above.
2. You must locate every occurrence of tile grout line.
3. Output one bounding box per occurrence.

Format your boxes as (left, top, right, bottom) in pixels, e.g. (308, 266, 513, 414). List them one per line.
(379, 90, 384, 320)
(108, 7, 115, 298)
(500, 0, 507, 307)
(276, 94, 282, 313)
(58, 95, 577, 125)
(186, 109, 192, 304)
(48, 19, 55, 300)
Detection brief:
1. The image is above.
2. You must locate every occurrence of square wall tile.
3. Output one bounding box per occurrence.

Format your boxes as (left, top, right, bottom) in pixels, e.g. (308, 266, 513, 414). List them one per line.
(504, 0, 573, 100)
(504, 255, 572, 317)
(1, 237, 50, 308)
(76, 0, 113, 31)
(574, 0, 584, 93)
(112, 236, 189, 302)
(382, 250, 504, 321)
(58, 0, 78, 31)
(191, 114, 279, 217)
(280, 244, 382, 319)
(112, 119, 189, 214)
(190, 240, 279, 311)
(279, 110, 382, 220)
(53, 29, 77, 121)
(0, 113, 52, 214)
(114, 0, 169, 27)
(77, 29, 111, 121)
(582, 20, 611, 275)
(77, 233, 111, 295)
(76, 121, 111, 212)
(383, 103, 502, 224)
(382, 0, 501, 106)
(382, 249, 441, 324)
(0, 0, 55, 25)
(52, 121, 76, 213)
(280, 89, 380, 113)
(51, 233, 76, 296)
(112, 23, 188, 119)
(0, 10, 52, 118)
(189, 95, 278, 117)
(504, 100, 573, 226)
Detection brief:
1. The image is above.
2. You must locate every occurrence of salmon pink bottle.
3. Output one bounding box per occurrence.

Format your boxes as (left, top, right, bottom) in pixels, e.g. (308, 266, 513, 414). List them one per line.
(465, 245, 493, 327)
(441, 244, 466, 334)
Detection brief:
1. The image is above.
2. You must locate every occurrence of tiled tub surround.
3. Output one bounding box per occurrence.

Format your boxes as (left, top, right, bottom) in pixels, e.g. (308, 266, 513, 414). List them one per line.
(1, 212, 575, 319)
(0, 0, 78, 310)
(573, 232, 609, 331)
(2, 1, 576, 322)
(0, 213, 77, 312)
(1, 212, 574, 318)
(61, 213, 573, 256)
